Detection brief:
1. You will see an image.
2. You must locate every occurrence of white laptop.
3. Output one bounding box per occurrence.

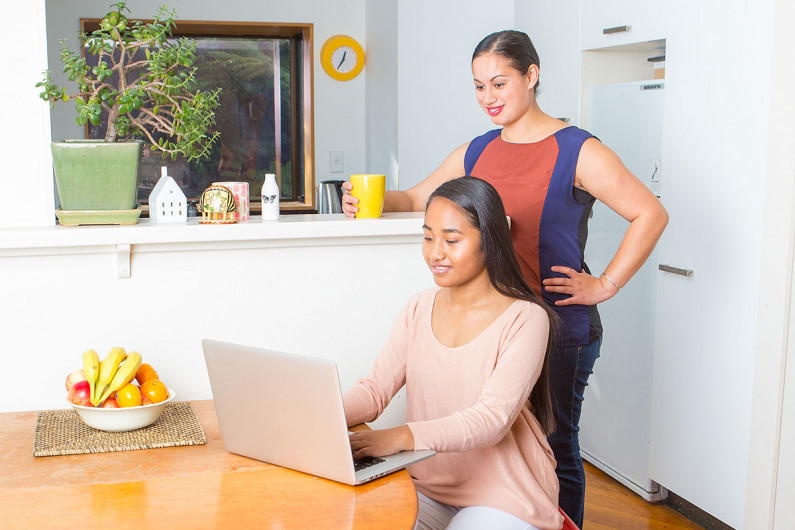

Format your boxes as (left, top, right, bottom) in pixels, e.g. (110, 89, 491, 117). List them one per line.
(202, 339, 435, 485)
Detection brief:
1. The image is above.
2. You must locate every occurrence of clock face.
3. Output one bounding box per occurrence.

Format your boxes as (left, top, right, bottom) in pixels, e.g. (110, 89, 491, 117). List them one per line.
(330, 46, 358, 73)
(320, 35, 365, 81)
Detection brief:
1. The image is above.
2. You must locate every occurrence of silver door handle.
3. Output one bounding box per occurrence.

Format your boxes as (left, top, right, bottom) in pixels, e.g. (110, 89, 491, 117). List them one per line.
(603, 25, 631, 35)
(659, 264, 693, 277)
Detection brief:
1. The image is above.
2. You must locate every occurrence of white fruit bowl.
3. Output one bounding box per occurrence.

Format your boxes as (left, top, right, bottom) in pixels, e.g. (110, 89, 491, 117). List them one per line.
(69, 389, 176, 432)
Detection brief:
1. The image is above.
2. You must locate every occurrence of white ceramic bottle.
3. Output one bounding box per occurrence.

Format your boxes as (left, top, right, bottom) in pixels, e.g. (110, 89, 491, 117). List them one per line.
(260, 173, 280, 221)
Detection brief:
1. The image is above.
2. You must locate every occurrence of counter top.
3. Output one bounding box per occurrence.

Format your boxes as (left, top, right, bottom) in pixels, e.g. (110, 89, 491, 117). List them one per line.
(0, 212, 426, 255)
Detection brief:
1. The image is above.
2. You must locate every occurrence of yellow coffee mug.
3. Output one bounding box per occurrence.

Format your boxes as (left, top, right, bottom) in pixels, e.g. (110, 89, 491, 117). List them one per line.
(350, 174, 386, 218)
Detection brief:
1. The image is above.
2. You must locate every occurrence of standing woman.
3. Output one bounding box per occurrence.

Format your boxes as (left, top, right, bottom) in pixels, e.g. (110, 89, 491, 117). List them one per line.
(342, 30, 668, 527)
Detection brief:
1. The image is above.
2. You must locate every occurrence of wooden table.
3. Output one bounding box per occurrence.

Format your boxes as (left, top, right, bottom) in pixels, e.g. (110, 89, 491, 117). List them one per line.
(0, 401, 418, 529)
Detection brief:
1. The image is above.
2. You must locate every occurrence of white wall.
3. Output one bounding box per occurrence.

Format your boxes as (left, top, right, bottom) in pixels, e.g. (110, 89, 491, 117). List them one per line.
(0, 0, 54, 227)
(364, 0, 399, 190)
(395, 0, 515, 190)
(515, 0, 582, 126)
(774, 306, 795, 527)
(744, 0, 795, 527)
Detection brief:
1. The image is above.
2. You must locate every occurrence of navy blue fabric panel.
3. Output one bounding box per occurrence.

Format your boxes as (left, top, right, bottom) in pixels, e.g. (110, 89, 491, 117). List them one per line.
(538, 126, 594, 345)
(464, 129, 501, 174)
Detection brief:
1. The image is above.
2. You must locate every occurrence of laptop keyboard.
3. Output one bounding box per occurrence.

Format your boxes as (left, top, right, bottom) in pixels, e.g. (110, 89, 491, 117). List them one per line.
(353, 455, 386, 471)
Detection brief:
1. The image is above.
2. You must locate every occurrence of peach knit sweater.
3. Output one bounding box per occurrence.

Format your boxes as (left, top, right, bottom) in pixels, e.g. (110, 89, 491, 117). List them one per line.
(343, 289, 563, 530)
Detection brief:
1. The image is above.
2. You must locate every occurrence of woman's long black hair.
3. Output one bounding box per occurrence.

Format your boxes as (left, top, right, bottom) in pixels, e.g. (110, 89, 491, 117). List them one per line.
(427, 176, 558, 435)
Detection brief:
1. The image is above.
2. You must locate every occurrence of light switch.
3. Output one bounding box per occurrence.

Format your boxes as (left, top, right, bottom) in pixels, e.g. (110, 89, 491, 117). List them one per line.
(330, 150, 344, 173)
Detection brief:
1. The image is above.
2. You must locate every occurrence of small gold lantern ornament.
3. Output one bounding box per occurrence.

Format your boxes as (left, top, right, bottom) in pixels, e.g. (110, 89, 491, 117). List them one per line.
(197, 185, 238, 224)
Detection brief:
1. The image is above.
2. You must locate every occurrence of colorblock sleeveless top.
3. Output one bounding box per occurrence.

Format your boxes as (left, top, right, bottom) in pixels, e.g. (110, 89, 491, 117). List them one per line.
(464, 126, 602, 346)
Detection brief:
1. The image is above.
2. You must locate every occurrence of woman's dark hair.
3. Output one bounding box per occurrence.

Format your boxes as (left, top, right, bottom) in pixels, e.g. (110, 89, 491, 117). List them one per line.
(472, 30, 541, 94)
(427, 176, 558, 435)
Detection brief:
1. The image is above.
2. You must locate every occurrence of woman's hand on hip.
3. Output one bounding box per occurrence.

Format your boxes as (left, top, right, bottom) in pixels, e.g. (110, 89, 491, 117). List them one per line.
(543, 266, 619, 306)
(349, 425, 415, 458)
(341, 181, 358, 218)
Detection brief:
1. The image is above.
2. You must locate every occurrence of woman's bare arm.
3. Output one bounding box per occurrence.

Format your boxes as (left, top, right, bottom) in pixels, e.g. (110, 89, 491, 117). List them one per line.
(342, 142, 469, 216)
(542, 138, 669, 305)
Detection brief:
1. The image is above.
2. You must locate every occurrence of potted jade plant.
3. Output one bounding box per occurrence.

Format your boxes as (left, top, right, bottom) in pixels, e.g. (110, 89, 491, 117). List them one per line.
(37, 1, 220, 225)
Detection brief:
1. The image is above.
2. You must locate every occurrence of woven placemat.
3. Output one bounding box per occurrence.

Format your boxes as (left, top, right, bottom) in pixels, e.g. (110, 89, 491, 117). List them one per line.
(33, 402, 206, 457)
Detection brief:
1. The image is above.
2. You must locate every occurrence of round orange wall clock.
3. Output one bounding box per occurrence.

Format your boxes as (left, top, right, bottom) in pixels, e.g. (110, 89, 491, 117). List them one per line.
(320, 35, 365, 81)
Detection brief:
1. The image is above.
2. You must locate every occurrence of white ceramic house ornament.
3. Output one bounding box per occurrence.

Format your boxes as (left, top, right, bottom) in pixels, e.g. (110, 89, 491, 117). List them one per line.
(149, 167, 187, 223)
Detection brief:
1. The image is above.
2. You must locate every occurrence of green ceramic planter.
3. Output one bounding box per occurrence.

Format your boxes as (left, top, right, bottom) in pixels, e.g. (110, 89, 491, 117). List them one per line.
(51, 140, 142, 211)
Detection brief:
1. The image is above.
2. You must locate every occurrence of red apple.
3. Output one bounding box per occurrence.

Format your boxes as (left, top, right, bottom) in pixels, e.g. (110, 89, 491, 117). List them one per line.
(102, 398, 119, 408)
(67, 380, 92, 407)
(65, 369, 86, 391)
(141, 396, 153, 406)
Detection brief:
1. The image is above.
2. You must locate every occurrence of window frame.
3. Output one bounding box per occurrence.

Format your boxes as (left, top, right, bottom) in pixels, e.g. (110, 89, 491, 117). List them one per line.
(80, 19, 317, 213)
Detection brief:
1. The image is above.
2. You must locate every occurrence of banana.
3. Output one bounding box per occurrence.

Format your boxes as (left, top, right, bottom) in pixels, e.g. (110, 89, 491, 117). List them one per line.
(96, 351, 142, 405)
(82, 349, 100, 404)
(92, 347, 127, 406)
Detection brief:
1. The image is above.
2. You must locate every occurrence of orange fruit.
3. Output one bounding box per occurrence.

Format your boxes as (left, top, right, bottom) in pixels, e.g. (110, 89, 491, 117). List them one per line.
(117, 383, 142, 407)
(140, 379, 168, 404)
(135, 363, 159, 385)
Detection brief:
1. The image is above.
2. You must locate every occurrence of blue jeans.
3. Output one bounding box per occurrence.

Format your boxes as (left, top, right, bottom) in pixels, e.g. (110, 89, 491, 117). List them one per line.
(547, 337, 601, 529)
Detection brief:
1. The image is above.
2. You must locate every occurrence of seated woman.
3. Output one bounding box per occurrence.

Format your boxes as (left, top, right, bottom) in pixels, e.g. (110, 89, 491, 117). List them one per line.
(343, 177, 563, 530)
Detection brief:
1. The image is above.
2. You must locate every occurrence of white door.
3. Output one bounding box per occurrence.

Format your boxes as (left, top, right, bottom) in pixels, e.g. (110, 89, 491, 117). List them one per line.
(646, 57, 762, 528)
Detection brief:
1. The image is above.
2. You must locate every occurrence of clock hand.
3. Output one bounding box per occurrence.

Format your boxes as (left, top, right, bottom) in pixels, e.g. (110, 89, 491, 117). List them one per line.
(337, 50, 347, 70)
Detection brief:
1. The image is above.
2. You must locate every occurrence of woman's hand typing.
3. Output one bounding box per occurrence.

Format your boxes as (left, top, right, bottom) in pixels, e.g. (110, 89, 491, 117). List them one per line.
(349, 425, 415, 458)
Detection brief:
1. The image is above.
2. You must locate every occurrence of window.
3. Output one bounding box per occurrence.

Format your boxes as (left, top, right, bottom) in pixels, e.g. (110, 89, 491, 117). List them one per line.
(81, 20, 315, 213)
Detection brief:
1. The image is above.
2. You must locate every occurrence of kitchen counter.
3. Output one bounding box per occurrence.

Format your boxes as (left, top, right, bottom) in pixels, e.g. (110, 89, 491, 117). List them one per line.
(0, 212, 426, 255)
(1, 212, 434, 415)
